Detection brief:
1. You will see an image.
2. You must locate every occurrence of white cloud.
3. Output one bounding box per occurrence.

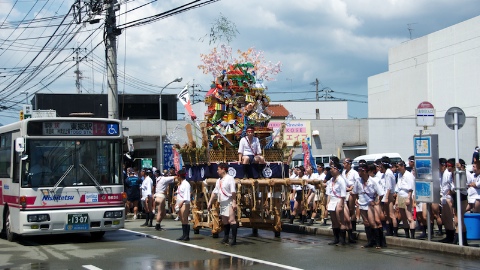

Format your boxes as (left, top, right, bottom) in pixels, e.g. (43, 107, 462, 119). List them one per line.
(1, 0, 479, 125)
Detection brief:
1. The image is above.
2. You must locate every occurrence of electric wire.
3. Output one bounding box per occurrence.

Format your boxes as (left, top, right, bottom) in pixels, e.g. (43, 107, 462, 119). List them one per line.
(117, 0, 221, 30)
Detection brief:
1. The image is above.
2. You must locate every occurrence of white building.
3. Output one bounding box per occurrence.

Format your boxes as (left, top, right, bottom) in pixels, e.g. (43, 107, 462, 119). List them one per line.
(369, 16, 480, 146)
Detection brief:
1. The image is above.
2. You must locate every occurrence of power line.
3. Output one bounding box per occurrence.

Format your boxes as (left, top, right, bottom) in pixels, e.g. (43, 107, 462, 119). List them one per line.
(117, 0, 221, 30)
(0, 0, 224, 114)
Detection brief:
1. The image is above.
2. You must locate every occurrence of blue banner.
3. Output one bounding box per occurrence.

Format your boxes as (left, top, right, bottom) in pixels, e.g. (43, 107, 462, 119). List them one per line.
(163, 143, 174, 170)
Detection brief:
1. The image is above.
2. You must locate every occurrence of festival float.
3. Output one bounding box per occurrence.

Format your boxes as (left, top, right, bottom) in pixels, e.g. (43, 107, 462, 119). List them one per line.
(174, 47, 324, 237)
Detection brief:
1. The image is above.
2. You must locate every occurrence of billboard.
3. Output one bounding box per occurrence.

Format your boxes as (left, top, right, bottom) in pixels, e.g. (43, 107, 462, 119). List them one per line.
(268, 120, 311, 147)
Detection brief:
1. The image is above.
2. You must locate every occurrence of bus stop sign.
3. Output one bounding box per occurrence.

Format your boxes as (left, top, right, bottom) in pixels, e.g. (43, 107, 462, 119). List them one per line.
(445, 107, 466, 130)
(416, 101, 435, 127)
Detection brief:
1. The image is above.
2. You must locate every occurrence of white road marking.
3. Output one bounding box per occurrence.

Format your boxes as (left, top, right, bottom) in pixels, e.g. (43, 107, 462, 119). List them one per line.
(82, 265, 103, 270)
(121, 229, 303, 270)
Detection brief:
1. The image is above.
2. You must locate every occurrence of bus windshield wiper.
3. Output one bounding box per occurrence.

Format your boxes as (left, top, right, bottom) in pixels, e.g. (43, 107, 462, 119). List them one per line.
(79, 164, 104, 192)
(50, 165, 74, 193)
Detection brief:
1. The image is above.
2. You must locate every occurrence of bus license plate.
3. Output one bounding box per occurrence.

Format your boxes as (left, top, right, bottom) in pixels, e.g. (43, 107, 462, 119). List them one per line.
(65, 213, 89, 230)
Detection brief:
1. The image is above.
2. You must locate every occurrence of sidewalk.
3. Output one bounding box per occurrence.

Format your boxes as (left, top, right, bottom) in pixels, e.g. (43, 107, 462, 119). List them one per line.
(281, 218, 480, 257)
(126, 213, 480, 257)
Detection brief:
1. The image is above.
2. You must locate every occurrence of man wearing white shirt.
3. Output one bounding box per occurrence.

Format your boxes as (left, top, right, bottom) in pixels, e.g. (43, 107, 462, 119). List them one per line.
(238, 126, 265, 178)
(380, 156, 398, 237)
(304, 165, 317, 225)
(341, 158, 358, 243)
(468, 160, 480, 213)
(289, 166, 305, 224)
(175, 169, 191, 241)
(317, 163, 329, 226)
(395, 161, 416, 238)
(208, 163, 238, 246)
(153, 170, 176, 231)
(327, 161, 348, 246)
(140, 168, 154, 227)
(438, 158, 455, 243)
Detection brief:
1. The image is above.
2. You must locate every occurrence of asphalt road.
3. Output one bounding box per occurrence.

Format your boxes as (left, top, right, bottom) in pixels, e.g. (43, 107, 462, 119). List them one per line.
(0, 219, 479, 270)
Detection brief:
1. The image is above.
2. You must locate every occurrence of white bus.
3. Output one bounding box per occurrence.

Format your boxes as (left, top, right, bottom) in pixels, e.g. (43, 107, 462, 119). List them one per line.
(0, 118, 126, 241)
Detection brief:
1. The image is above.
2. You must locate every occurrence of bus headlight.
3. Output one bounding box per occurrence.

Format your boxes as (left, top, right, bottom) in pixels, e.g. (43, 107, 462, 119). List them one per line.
(27, 214, 50, 222)
(104, 211, 123, 218)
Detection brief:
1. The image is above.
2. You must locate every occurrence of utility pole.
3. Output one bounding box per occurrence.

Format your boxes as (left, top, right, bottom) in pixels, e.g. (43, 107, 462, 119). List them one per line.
(323, 87, 333, 100)
(189, 79, 201, 104)
(73, 48, 87, 94)
(191, 79, 196, 104)
(311, 78, 335, 100)
(105, 0, 121, 119)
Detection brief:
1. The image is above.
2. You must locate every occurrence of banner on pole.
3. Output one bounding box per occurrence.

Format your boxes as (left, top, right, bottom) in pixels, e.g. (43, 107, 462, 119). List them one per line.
(178, 84, 197, 121)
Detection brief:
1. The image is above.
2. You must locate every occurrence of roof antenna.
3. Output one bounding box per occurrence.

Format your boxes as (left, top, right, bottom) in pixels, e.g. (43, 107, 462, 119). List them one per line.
(407, 23, 417, 40)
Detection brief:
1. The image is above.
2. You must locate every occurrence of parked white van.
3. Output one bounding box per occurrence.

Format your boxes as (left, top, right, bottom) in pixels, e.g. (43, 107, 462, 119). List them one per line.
(352, 153, 403, 170)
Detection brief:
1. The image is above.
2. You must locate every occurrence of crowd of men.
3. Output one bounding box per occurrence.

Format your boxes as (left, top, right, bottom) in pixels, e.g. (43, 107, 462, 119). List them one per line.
(123, 163, 238, 245)
(122, 146, 480, 248)
(123, 166, 190, 239)
(286, 153, 480, 248)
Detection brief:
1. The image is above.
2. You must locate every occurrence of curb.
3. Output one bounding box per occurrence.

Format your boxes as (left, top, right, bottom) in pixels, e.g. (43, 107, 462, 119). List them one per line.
(127, 213, 480, 257)
(126, 213, 182, 220)
(281, 223, 480, 257)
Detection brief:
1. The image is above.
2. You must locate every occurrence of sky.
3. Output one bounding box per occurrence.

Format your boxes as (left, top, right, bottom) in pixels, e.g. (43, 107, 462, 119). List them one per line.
(1, 0, 479, 125)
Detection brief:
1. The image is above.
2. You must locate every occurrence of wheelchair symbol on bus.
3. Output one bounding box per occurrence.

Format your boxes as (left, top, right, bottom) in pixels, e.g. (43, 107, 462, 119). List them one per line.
(107, 124, 119, 135)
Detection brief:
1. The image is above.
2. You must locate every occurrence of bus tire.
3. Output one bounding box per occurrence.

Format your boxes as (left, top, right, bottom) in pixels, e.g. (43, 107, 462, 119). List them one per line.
(90, 231, 105, 240)
(5, 209, 15, 242)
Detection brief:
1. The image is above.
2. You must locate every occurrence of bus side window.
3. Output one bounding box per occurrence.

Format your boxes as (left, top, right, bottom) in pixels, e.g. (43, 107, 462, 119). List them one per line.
(1, 133, 19, 183)
(13, 150, 20, 183)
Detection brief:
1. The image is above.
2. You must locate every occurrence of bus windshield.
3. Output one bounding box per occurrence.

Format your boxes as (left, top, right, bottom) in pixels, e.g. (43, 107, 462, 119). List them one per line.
(22, 139, 122, 188)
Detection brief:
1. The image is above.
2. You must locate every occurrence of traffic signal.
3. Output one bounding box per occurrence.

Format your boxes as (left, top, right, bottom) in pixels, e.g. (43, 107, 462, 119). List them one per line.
(20, 110, 24, 120)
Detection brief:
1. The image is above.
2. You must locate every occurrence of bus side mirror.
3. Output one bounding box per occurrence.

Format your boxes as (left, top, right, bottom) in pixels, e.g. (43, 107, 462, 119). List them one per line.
(127, 138, 134, 152)
(15, 137, 25, 153)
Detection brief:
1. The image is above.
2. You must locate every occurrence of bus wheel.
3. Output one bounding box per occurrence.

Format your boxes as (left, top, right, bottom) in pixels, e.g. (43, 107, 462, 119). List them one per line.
(90, 231, 105, 240)
(6, 210, 15, 242)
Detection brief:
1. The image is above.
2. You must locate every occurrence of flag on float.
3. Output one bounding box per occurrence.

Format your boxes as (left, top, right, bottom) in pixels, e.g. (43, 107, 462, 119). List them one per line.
(302, 138, 318, 173)
(178, 84, 197, 121)
(172, 146, 182, 172)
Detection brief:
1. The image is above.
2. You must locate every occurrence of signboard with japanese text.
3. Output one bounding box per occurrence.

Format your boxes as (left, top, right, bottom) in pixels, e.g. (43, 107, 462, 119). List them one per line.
(415, 181, 433, 203)
(23, 105, 32, 119)
(164, 143, 174, 170)
(416, 101, 435, 127)
(268, 120, 311, 147)
(414, 136, 431, 157)
(413, 134, 440, 203)
(41, 122, 119, 136)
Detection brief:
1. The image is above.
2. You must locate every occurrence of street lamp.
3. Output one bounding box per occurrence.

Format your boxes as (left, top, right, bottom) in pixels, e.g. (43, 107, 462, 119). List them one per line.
(20, 91, 28, 104)
(159, 77, 183, 172)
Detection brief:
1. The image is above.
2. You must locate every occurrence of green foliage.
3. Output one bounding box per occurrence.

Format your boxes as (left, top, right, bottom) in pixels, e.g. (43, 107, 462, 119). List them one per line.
(200, 13, 239, 45)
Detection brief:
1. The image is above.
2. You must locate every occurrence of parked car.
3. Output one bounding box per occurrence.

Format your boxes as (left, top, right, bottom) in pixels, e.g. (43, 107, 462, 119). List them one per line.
(352, 153, 403, 170)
